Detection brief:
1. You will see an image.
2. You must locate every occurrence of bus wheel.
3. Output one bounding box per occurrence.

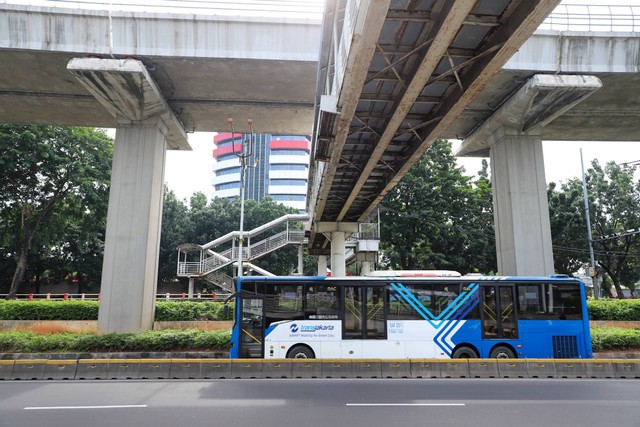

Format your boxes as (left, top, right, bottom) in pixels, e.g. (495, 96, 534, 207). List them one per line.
(287, 345, 315, 359)
(490, 346, 516, 359)
(451, 346, 478, 359)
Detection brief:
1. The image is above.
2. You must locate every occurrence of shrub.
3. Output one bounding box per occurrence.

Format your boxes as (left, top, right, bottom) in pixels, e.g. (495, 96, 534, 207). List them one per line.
(0, 329, 231, 353)
(591, 327, 640, 351)
(0, 300, 232, 321)
(587, 299, 640, 321)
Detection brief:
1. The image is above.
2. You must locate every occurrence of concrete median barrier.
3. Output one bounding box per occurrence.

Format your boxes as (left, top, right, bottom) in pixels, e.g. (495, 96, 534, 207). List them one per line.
(321, 359, 352, 378)
(410, 359, 442, 378)
(611, 360, 640, 379)
(555, 360, 587, 378)
(439, 360, 470, 378)
(261, 360, 292, 378)
(106, 358, 141, 380)
(200, 359, 232, 379)
(584, 360, 615, 379)
(496, 360, 528, 378)
(0, 360, 15, 380)
(43, 360, 77, 380)
(381, 360, 411, 378)
(137, 359, 172, 379)
(468, 359, 499, 378)
(352, 359, 381, 378)
(526, 359, 556, 378)
(231, 359, 262, 379)
(169, 358, 204, 379)
(75, 359, 109, 380)
(11, 359, 47, 380)
(291, 359, 321, 378)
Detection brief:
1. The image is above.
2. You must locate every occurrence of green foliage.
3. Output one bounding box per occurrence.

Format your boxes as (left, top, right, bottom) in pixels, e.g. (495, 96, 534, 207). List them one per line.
(0, 329, 231, 353)
(380, 140, 496, 274)
(0, 125, 113, 296)
(591, 328, 640, 351)
(587, 299, 640, 321)
(0, 300, 231, 321)
(0, 300, 99, 320)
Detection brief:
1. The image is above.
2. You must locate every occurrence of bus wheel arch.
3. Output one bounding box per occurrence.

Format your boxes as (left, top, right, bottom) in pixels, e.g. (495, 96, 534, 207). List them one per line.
(286, 344, 316, 359)
(489, 344, 517, 359)
(451, 344, 479, 359)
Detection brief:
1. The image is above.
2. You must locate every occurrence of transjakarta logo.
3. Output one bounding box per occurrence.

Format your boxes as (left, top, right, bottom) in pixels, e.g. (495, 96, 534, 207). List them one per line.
(289, 323, 334, 333)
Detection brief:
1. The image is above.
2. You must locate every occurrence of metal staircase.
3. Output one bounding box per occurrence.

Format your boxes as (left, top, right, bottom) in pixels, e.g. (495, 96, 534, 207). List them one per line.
(177, 214, 308, 290)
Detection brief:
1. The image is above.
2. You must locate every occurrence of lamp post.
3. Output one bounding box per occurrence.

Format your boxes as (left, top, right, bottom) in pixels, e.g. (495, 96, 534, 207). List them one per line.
(580, 148, 599, 299)
(229, 118, 255, 278)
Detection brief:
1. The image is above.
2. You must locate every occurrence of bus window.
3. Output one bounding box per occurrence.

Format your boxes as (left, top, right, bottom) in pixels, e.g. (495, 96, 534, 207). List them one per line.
(305, 284, 340, 320)
(365, 286, 385, 339)
(264, 284, 303, 326)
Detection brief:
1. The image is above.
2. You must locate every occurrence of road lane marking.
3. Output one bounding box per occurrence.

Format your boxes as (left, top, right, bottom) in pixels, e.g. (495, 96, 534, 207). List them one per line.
(346, 403, 465, 407)
(24, 405, 148, 410)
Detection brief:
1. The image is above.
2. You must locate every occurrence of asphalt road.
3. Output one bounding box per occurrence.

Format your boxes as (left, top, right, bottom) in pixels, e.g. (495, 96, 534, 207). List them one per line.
(1, 379, 638, 427)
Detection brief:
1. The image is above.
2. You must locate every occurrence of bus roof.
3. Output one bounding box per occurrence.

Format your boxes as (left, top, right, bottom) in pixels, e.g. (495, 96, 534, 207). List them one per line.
(364, 270, 461, 277)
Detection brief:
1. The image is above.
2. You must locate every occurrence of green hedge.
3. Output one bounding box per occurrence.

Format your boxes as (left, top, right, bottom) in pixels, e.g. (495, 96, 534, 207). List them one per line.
(0, 329, 231, 353)
(591, 328, 640, 351)
(0, 300, 232, 321)
(587, 299, 640, 321)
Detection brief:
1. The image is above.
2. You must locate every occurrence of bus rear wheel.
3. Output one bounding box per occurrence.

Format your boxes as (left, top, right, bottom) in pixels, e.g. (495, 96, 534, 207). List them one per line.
(490, 346, 516, 359)
(287, 345, 315, 359)
(451, 346, 478, 359)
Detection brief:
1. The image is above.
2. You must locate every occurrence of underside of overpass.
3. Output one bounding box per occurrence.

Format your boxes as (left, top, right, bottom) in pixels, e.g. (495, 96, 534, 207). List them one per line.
(308, 0, 563, 258)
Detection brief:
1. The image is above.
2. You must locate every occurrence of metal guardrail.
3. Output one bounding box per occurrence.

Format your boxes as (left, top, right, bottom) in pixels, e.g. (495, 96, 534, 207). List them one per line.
(541, 4, 640, 32)
(0, 293, 230, 301)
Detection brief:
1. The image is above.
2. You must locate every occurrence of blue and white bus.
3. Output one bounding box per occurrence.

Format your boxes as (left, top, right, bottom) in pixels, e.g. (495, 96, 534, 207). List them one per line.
(229, 274, 592, 359)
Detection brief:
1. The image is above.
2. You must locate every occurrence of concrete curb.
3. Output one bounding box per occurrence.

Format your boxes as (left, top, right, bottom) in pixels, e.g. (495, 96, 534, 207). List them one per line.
(1, 357, 639, 380)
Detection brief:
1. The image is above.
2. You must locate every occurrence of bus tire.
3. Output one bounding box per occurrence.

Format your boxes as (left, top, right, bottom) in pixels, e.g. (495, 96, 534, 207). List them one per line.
(287, 345, 315, 359)
(451, 346, 478, 359)
(490, 345, 516, 359)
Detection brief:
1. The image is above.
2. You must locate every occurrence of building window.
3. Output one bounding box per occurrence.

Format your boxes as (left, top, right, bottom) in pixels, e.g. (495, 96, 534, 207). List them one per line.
(270, 149, 307, 156)
(270, 164, 307, 171)
(216, 182, 241, 191)
(271, 195, 306, 202)
(270, 179, 307, 186)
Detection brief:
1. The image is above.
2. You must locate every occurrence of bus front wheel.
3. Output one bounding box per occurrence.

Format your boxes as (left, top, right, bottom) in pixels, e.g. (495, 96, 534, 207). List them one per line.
(490, 346, 516, 359)
(287, 345, 315, 359)
(451, 346, 478, 359)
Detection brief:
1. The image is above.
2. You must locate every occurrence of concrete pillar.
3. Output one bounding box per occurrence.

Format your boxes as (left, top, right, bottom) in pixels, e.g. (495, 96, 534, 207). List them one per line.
(489, 127, 554, 276)
(315, 222, 358, 277)
(317, 255, 328, 276)
(361, 261, 372, 275)
(297, 245, 304, 275)
(330, 231, 347, 277)
(97, 122, 167, 334)
(188, 277, 195, 299)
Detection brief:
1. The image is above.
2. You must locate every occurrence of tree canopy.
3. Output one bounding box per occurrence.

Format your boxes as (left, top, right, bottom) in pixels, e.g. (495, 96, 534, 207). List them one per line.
(0, 125, 113, 298)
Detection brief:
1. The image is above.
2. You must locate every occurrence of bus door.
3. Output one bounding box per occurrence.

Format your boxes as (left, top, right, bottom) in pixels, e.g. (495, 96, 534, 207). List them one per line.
(342, 286, 385, 357)
(239, 296, 264, 358)
(481, 285, 517, 340)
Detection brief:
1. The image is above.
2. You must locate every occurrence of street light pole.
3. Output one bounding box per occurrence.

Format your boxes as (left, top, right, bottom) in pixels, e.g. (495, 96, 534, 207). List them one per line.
(229, 118, 255, 278)
(580, 148, 599, 299)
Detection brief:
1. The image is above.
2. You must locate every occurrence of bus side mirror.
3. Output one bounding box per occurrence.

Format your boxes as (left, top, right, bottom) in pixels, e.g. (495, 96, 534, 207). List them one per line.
(223, 305, 229, 318)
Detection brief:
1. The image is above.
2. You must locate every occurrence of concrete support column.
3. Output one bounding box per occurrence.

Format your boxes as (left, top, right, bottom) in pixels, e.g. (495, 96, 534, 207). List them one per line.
(98, 122, 167, 334)
(361, 261, 372, 275)
(330, 231, 346, 277)
(297, 245, 304, 275)
(317, 255, 328, 276)
(188, 277, 195, 299)
(489, 127, 554, 276)
(316, 222, 358, 277)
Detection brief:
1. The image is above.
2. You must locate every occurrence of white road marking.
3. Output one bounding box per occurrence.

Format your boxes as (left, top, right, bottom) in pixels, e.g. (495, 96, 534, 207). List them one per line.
(24, 405, 148, 410)
(346, 403, 465, 407)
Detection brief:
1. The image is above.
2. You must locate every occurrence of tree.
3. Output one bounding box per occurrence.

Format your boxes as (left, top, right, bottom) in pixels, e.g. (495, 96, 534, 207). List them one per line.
(0, 125, 113, 298)
(380, 139, 496, 274)
(547, 160, 640, 298)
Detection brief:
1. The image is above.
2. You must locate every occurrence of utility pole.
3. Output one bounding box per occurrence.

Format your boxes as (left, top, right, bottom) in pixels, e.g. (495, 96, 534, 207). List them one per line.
(580, 148, 599, 299)
(229, 118, 255, 278)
